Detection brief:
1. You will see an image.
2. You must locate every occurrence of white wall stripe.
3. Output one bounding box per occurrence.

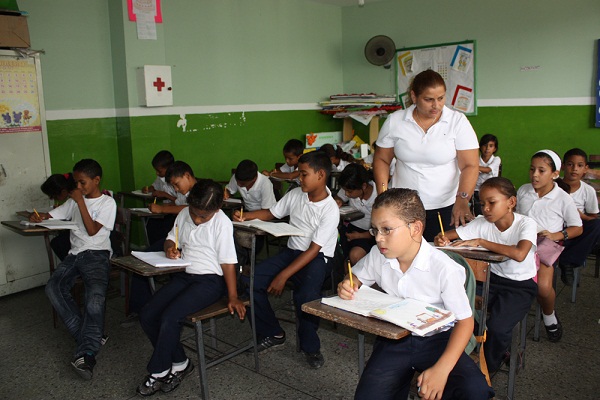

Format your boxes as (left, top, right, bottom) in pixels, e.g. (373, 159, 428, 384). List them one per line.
(45, 98, 595, 121)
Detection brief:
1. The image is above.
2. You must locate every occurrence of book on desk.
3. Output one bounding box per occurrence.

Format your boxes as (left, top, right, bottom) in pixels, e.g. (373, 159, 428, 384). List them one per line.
(232, 220, 304, 237)
(321, 285, 455, 336)
(131, 251, 192, 268)
(23, 219, 79, 230)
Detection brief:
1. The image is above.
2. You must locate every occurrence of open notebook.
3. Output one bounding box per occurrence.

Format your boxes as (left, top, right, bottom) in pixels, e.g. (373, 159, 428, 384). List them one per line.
(232, 220, 304, 237)
(322, 285, 455, 336)
(131, 251, 191, 268)
(27, 219, 79, 230)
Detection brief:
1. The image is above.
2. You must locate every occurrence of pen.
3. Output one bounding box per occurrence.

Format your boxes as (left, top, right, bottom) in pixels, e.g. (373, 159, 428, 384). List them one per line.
(33, 208, 40, 219)
(240, 207, 243, 220)
(348, 260, 354, 288)
(438, 212, 445, 237)
(175, 224, 179, 252)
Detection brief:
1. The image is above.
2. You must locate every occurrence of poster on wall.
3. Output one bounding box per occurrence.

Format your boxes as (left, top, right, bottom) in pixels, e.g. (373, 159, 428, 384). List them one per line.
(396, 40, 476, 115)
(0, 57, 42, 134)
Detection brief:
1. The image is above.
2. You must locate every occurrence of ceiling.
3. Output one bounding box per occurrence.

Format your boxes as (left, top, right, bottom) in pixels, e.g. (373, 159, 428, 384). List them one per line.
(307, 0, 387, 6)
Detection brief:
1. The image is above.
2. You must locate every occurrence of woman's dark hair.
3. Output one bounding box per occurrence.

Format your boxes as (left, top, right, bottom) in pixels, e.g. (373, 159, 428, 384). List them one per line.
(73, 159, 102, 179)
(410, 69, 446, 97)
(298, 151, 332, 179)
(165, 161, 195, 183)
(187, 179, 223, 211)
(532, 152, 570, 193)
(338, 163, 372, 190)
(480, 177, 516, 199)
(234, 159, 258, 182)
(319, 143, 354, 163)
(41, 173, 76, 198)
(373, 188, 426, 227)
(479, 134, 499, 152)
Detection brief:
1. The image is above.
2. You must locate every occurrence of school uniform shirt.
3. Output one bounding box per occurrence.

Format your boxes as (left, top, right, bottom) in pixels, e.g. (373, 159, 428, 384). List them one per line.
(570, 181, 599, 214)
(167, 209, 237, 276)
(376, 104, 479, 210)
(279, 163, 300, 184)
(49, 195, 116, 255)
(455, 214, 537, 281)
(475, 155, 501, 191)
(333, 159, 350, 173)
(269, 187, 339, 257)
(152, 176, 177, 203)
(174, 191, 188, 206)
(352, 241, 471, 334)
(225, 173, 276, 212)
(516, 183, 582, 233)
(336, 181, 377, 231)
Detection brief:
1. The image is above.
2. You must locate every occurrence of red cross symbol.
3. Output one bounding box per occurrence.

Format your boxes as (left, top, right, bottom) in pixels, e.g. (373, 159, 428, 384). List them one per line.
(153, 77, 166, 92)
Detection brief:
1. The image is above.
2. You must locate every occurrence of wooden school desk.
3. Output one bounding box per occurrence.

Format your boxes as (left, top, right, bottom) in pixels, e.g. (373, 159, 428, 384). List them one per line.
(302, 299, 409, 376)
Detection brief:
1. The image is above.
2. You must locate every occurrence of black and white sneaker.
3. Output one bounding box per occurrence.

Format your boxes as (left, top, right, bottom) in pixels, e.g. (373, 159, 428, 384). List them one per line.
(136, 374, 170, 397)
(71, 353, 96, 380)
(257, 333, 286, 352)
(161, 362, 194, 393)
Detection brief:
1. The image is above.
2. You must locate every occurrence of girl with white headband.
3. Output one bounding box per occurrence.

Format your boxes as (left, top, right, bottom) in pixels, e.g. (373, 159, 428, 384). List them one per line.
(515, 149, 582, 342)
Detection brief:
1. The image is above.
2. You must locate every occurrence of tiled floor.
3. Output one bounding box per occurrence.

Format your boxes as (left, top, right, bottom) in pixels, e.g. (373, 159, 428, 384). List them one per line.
(1, 260, 599, 399)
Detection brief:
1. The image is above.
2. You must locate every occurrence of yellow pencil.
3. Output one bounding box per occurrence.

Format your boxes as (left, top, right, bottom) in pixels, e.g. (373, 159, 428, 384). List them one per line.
(382, 182, 387, 192)
(438, 212, 445, 236)
(348, 260, 354, 288)
(153, 197, 157, 204)
(240, 207, 243, 220)
(33, 208, 40, 219)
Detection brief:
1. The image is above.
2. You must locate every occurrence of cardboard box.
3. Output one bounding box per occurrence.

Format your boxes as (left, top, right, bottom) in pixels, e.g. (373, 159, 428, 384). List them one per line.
(0, 15, 30, 48)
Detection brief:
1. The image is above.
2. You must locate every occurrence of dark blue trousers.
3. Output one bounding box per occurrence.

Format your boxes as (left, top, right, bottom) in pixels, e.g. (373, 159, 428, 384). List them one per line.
(139, 272, 225, 374)
(484, 273, 537, 372)
(424, 204, 454, 242)
(560, 219, 600, 267)
(355, 330, 494, 400)
(252, 248, 332, 354)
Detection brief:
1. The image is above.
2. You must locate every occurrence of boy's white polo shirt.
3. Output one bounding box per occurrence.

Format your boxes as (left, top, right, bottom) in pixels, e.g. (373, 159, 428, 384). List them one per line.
(167, 209, 237, 276)
(476, 154, 502, 190)
(516, 183, 582, 232)
(333, 159, 350, 173)
(570, 180, 599, 214)
(49, 195, 116, 255)
(152, 176, 177, 202)
(376, 105, 479, 210)
(226, 173, 276, 212)
(352, 241, 471, 328)
(270, 187, 339, 257)
(336, 181, 377, 230)
(456, 214, 537, 281)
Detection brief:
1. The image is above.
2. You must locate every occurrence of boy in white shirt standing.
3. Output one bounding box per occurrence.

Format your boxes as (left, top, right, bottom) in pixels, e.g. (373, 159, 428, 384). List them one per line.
(31, 159, 116, 380)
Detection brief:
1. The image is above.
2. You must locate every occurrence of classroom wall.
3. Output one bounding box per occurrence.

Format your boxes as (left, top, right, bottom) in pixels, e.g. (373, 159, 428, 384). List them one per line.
(341, 0, 600, 187)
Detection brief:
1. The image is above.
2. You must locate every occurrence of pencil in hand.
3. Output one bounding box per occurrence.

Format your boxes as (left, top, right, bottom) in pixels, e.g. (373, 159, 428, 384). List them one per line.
(437, 212, 445, 237)
(347, 260, 354, 289)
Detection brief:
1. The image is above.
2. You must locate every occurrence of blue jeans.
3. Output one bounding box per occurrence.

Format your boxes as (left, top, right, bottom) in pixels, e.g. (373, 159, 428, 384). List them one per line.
(45, 250, 111, 358)
(139, 272, 225, 374)
(251, 248, 332, 354)
(355, 330, 494, 400)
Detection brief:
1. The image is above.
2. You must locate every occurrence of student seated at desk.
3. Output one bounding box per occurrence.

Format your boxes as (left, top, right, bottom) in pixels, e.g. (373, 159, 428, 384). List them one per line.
(234, 151, 339, 369)
(558, 148, 600, 286)
(338, 188, 493, 400)
(225, 159, 277, 267)
(262, 138, 303, 184)
(148, 161, 197, 216)
(142, 150, 177, 244)
(31, 159, 117, 381)
(39, 172, 77, 261)
(320, 143, 354, 173)
(435, 177, 537, 373)
(137, 180, 245, 396)
(333, 163, 376, 265)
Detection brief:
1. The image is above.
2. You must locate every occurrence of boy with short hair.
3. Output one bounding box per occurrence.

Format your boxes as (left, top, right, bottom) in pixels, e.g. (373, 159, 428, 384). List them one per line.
(142, 150, 177, 202)
(559, 148, 600, 285)
(234, 151, 339, 369)
(148, 161, 197, 215)
(32, 159, 117, 380)
(262, 138, 304, 181)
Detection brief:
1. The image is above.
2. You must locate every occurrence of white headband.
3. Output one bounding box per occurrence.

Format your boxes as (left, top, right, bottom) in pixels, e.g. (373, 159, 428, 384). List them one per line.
(537, 149, 561, 171)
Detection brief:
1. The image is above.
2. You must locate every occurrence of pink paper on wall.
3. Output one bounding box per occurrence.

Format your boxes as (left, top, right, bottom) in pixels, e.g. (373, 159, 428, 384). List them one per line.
(128, 0, 163, 23)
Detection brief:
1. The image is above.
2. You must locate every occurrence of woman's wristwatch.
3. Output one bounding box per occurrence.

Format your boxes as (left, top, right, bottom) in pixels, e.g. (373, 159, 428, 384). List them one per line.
(456, 191, 470, 200)
(562, 229, 568, 240)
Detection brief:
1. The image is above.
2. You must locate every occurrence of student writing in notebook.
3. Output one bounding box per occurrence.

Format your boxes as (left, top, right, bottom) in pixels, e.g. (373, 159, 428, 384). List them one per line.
(435, 177, 537, 373)
(225, 159, 277, 269)
(148, 161, 197, 216)
(338, 188, 493, 400)
(137, 180, 245, 396)
(234, 151, 339, 369)
(262, 138, 303, 183)
(33, 159, 117, 381)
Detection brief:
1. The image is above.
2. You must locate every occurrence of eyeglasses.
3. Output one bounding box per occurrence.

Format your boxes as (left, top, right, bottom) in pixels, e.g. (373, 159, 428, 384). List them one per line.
(368, 224, 410, 236)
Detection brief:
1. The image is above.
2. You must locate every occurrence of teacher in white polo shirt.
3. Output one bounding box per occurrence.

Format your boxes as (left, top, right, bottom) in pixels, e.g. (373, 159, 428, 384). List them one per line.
(373, 70, 479, 241)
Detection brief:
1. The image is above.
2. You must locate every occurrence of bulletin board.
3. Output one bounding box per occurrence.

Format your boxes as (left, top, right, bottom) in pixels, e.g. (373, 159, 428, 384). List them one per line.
(395, 40, 477, 115)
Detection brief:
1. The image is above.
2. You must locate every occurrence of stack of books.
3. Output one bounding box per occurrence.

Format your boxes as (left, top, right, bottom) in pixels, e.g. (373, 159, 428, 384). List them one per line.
(319, 93, 402, 117)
